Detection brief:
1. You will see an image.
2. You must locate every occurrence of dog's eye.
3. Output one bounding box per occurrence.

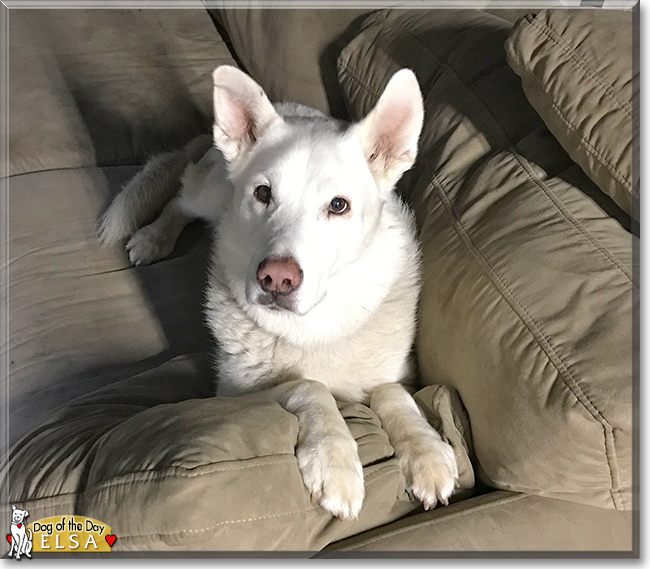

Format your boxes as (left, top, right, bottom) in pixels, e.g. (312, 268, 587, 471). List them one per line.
(254, 184, 272, 205)
(329, 197, 349, 215)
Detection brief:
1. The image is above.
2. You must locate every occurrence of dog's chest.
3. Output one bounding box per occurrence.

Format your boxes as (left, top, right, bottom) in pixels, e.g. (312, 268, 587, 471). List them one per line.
(208, 282, 416, 403)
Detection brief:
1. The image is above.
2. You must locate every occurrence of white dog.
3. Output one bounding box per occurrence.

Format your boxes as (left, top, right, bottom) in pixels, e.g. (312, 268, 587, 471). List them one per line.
(99, 66, 458, 520)
(8, 505, 32, 559)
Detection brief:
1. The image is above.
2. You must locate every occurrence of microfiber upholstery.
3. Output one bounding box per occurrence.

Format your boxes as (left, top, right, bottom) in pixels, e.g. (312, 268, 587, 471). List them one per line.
(3, 354, 474, 551)
(209, 8, 377, 118)
(2, 355, 407, 551)
(338, 9, 635, 511)
(505, 9, 638, 222)
(8, 9, 237, 176)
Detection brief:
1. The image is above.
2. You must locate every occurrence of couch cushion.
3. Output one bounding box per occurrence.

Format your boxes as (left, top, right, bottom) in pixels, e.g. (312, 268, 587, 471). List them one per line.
(339, 9, 635, 510)
(323, 490, 633, 553)
(505, 9, 638, 221)
(9, 9, 236, 176)
(7, 166, 214, 445)
(210, 8, 376, 119)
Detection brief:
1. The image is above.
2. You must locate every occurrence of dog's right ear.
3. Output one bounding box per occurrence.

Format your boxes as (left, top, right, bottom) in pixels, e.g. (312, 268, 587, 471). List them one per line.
(212, 66, 281, 164)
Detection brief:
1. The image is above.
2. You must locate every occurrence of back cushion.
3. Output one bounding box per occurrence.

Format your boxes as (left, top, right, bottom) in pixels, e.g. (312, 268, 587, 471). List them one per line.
(9, 9, 235, 175)
(211, 8, 376, 118)
(339, 9, 635, 510)
(505, 9, 638, 222)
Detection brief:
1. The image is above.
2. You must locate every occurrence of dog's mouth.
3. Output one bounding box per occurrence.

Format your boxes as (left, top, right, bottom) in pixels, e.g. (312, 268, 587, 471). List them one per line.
(257, 291, 299, 313)
(254, 290, 328, 316)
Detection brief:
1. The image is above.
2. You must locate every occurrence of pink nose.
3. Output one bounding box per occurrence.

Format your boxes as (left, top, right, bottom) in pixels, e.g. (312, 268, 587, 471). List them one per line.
(257, 256, 303, 294)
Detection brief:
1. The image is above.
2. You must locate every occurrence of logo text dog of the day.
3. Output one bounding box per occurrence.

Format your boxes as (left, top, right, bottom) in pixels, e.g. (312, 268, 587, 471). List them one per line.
(16, 515, 116, 553)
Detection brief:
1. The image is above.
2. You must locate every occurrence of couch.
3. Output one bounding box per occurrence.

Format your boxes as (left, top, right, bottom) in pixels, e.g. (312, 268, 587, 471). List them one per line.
(1, 5, 637, 555)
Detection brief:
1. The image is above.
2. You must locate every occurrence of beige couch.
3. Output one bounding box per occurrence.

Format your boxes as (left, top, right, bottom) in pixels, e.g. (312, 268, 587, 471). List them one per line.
(1, 6, 637, 555)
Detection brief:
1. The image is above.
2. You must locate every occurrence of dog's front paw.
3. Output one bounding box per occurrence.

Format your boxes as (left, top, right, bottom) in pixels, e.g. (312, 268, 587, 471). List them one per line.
(125, 225, 175, 266)
(296, 435, 364, 520)
(399, 434, 458, 510)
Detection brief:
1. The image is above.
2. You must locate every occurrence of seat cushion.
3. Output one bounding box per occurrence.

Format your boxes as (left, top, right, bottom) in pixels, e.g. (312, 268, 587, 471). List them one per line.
(7, 166, 214, 445)
(323, 490, 633, 553)
(505, 9, 638, 221)
(338, 9, 635, 511)
(9, 9, 236, 176)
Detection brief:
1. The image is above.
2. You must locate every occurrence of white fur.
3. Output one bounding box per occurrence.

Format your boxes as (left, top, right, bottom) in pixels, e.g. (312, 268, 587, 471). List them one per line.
(100, 66, 458, 520)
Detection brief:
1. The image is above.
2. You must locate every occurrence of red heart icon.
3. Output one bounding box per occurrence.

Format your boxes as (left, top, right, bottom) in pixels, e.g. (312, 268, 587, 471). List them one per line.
(105, 535, 117, 547)
(17, 524, 21, 529)
(6, 535, 11, 544)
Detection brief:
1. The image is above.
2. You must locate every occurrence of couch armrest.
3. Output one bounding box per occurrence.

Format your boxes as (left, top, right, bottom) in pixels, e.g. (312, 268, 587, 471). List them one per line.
(3, 354, 475, 551)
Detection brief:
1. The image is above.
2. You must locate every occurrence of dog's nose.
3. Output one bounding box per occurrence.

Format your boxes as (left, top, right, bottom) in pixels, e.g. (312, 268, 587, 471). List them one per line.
(257, 256, 303, 294)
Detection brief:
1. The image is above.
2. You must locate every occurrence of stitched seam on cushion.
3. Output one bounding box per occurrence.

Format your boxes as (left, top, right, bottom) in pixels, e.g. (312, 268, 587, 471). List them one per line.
(431, 173, 622, 509)
(343, 494, 527, 550)
(508, 59, 633, 192)
(338, 60, 383, 100)
(547, 99, 633, 191)
(84, 456, 297, 493)
(119, 507, 322, 541)
(342, 22, 635, 287)
(606, 428, 625, 509)
(11, 458, 401, 514)
(6, 161, 144, 179)
(8, 455, 296, 503)
(513, 150, 636, 288)
(115, 465, 400, 541)
(527, 17, 632, 117)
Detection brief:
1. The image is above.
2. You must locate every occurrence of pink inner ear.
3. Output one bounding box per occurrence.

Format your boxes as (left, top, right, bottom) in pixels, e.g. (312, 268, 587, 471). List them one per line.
(224, 98, 256, 144)
(372, 103, 415, 165)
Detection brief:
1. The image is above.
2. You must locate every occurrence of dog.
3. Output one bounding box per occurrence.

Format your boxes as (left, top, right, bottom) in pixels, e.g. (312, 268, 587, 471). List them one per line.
(99, 66, 459, 520)
(8, 506, 32, 559)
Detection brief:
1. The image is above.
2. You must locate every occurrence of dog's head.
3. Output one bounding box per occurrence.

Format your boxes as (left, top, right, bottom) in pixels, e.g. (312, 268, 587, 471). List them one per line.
(212, 66, 423, 338)
(11, 506, 28, 524)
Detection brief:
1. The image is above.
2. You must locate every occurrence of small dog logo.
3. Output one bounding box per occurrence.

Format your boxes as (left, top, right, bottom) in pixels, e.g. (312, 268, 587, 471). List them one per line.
(7, 506, 32, 560)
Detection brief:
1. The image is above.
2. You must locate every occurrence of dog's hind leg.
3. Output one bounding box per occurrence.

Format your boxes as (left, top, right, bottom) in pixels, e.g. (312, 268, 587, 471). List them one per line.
(370, 383, 459, 510)
(98, 134, 213, 246)
(125, 147, 233, 266)
(243, 380, 365, 520)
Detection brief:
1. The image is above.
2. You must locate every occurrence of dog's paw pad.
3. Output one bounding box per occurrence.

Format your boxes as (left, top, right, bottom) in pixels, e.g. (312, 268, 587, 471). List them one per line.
(297, 437, 365, 521)
(125, 225, 175, 266)
(401, 436, 458, 510)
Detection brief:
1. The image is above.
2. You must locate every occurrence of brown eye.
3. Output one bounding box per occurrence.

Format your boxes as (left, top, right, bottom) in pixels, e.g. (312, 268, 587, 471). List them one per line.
(254, 184, 272, 205)
(329, 197, 349, 215)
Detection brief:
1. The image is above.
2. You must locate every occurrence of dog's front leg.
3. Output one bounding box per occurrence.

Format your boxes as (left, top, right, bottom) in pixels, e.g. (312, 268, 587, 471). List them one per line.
(370, 383, 458, 510)
(245, 380, 364, 520)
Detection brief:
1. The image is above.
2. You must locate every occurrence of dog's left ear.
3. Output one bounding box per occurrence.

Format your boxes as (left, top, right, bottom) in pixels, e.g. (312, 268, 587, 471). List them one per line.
(352, 69, 424, 194)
